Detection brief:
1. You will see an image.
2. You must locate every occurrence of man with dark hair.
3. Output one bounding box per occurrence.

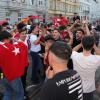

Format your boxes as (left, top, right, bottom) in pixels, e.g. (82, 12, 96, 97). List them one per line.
(40, 41, 83, 100)
(2, 22, 11, 32)
(44, 35, 55, 66)
(72, 35, 100, 100)
(0, 31, 12, 41)
(0, 30, 11, 99)
(14, 22, 29, 100)
(44, 34, 55, 52)
(68, 22, 85, 50)
(52, 29, 61, 41)
(72, 28, 85, 49)
(17, 22, 26, 33)
(82, 35, 94, 50)
(67, 27, 85, 70)
(14, 22, 27, 42)
(0, 30, 28, 100)
(73, 13, 80, 22)
(44, 34, 55, 42)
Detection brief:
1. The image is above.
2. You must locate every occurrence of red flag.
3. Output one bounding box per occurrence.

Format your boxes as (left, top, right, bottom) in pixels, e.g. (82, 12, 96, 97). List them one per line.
(53, 17, 61, 27)
(0, 42, 28, 81)
(53, 16, 68, 27)
(60, 16, 68, 26)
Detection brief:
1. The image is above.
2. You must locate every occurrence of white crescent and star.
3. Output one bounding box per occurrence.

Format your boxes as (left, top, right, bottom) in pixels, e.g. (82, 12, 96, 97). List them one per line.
(0, 42, 8, 49)
(0, 42, 20, 56)
(12, 47, 20, 56)
(57, 18, 61, 21)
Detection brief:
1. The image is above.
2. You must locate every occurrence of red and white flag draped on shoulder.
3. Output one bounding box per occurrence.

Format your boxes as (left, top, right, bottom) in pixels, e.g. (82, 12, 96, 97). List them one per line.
(0, 42, 28, 81)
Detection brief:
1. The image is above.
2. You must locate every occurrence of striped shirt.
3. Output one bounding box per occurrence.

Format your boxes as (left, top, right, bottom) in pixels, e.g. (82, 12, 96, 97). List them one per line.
(40, 70, 83, 100)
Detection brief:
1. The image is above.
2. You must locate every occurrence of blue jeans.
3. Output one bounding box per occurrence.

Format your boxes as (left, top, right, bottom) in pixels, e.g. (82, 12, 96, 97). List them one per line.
(30, 51, 43, 84)
(2, 78, 24, 100)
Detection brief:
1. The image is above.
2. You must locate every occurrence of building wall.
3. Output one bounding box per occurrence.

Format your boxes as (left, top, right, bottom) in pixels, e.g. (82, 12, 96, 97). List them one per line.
(0, 0, 8, 20)
(48, 0, 80, 18)
(0, 0, 100, 24)
(0, 0, 46, 24)
(90, 0, 100, 22)
(79, 0, 91, 20)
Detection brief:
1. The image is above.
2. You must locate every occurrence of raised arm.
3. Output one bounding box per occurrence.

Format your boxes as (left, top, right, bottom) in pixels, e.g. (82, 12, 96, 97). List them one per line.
(72, 43, 82, 51)
(82, 20, 91, 36)
(93, 44, 100, 55)
(67, 30, 74, 46)
(85, 23, 91, 36)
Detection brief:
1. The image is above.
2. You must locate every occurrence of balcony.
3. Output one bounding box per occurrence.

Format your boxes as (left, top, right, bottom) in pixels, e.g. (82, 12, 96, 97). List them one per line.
(7, 1, 23, 11)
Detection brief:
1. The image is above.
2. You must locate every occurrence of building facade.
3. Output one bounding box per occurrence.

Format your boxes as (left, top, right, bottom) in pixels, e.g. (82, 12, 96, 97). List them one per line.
(0, 0, 47, 24)
(48, 0, 79, 18)
(0, 0, 100, 24)
(90, 0, 100, 22)
(79, 0, 100, 21)
(79, 0, 91, 20)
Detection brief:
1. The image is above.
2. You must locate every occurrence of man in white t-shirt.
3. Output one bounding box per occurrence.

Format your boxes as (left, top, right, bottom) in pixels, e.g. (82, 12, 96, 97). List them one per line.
(71, 35, 100, 100)
(29, 26, 43, 84)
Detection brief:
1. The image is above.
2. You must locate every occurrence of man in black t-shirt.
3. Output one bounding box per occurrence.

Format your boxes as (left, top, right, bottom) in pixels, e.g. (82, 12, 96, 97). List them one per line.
(40, 41, 83, 100)
(72, 28, 85, 52)
(67, 28, 85, 69)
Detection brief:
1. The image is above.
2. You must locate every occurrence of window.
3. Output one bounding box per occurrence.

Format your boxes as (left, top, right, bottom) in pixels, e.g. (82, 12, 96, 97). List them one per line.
(21, 0, 25, 3)
(56, 1, 60, 11)
(31, 0, 34, 5)
(49, 1, 54, 10)
(39, 0, 43, 5)
(18, 13, 22, 22)
(6, 12, 10, 21)
(65, 4, 68, 13)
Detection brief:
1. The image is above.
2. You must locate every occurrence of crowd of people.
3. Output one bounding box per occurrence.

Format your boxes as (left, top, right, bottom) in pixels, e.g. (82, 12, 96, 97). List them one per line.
(0, 14, 100, 100)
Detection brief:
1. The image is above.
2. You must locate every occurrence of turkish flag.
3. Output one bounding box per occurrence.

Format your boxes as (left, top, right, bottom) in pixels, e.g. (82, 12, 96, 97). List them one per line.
(53, 16, 68, 27)
(53, 17, 60, 27)
(0, 42, 28, 81)
(59, 16, 68, 26)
